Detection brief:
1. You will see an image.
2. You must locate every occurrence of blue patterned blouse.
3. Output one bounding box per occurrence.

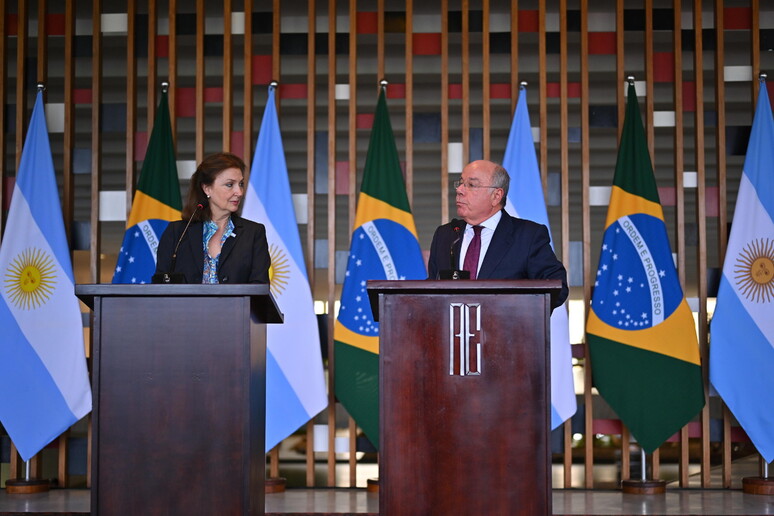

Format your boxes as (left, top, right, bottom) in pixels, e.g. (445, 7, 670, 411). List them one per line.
(201, 218, 235, 284)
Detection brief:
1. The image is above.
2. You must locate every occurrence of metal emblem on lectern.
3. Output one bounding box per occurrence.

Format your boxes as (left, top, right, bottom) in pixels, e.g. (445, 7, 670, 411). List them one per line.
(449, 302, 482, 376)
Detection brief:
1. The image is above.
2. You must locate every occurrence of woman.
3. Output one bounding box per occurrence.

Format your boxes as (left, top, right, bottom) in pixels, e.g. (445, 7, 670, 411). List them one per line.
(155, 152, 271, 284)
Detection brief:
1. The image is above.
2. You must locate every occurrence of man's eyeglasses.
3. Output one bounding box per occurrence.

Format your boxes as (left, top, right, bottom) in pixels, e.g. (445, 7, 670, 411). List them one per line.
(453, 178, 500, 190)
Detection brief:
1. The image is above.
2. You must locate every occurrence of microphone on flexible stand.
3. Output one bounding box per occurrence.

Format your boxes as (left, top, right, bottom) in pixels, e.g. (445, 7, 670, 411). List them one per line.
(152, 201, 206, 284)
(439, 220, 470, 280)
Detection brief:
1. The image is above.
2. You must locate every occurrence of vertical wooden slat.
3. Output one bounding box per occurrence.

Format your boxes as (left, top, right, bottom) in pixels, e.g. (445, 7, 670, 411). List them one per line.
(348, 0, 357, 234)
(693, 0, 711, 488)
(57, 0, 74, 487)
(242, 0, 252, 161)
(34, 0, 49, 485)
(147, 0, 157, 133)
(616, 1, 632, 485)
(267, 10, 281, 479)
(326, 0, 337, 487)
(347, 0, 358, 488)
(538, 3, 547, 195)
(303, 3, 316, 489)
(37, 0, 46, 84)
(559, 0, 569, 268)
(713, 0, 729, 490)
(90, 0, 102, 285)
(652, 4, 661, 426)
(582, 0, 595, 486)
(673, 0, 691, 488)
(405, 0, 414, 207)
(169, 0, 177, 135)
(0, 0, 5, 239)
(510, 2, 518, 115)
(751, 0, 760, 105)
(482, 0, 490, 160)
(377, 0, 384, 81)
(645, 0, 654, 162)
(195, 0, 204, 162)
(573, 0, 590, 491)
(347, 417, 357, 487)
(126, 1, 137, 218)
(558, 0, 571, 488)
(62, 0, 74, 244)
(15, 0, 28, 172)
(305, 2, 316, 305)
(461, 0, 469, 165)
(65, 0, 82, 486)
(271, 1, 280, 87)
(304, 0, 317, 488)
(616, 0, 625, 139)
(440, 0, 448, 223)
(222, 0, 232, 151)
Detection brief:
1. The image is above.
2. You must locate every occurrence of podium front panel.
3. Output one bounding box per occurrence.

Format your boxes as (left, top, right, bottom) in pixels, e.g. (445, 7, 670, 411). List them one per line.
(378, 289, 552, 516)
(85, 289, 268, 516)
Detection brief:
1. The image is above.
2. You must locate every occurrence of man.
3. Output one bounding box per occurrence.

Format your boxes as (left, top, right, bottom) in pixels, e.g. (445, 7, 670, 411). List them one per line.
(427, 159, 568, 309)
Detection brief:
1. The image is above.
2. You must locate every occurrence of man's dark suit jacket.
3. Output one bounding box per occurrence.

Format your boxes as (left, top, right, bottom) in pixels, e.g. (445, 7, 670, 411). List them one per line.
(155, 214, 271, 284)
(427, 209, 569, 308)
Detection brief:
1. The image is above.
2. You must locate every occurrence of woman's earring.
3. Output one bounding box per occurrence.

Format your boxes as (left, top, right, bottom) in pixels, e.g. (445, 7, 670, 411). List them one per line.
(207, 195, 210, 198)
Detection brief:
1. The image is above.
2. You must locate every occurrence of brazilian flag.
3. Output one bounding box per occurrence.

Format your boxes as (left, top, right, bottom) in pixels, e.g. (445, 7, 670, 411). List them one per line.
(334, 88, 426, 447)
(112, 90, 181, 284)
(586, 83, 704, 453)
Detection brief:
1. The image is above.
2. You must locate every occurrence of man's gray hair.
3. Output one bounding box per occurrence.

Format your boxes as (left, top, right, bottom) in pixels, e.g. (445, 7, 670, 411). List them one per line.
(491, 163, 510, 207)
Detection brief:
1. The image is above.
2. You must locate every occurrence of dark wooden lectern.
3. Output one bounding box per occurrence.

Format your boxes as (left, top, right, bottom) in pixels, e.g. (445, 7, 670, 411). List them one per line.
(368, 280, 560, 516)
(76, 284, 283, 516)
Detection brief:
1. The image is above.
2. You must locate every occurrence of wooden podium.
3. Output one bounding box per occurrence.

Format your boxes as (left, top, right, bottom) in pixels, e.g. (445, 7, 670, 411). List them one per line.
(368, 280, 560, 516)
(76, 284, 283, 516)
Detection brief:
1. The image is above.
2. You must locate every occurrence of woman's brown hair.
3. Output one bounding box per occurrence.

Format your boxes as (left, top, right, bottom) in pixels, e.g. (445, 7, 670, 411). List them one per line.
(182, 152, 246, 222)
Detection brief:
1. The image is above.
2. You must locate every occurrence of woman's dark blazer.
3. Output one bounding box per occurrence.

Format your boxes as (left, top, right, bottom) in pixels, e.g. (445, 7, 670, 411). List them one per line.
(155, 214, 271, 284)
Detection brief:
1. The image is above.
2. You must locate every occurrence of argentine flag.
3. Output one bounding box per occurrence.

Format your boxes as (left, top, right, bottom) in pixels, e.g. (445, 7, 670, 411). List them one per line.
(710, 80, 774, 463)
(242, 86, 327, 452)
(503, 85, 577, 430)
(0, 91, 92, 461)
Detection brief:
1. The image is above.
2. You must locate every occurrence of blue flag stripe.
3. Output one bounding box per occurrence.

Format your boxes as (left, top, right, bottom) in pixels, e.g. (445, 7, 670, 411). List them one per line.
(503, 86, 576, 429)
(743, 90, 774, 220)
(0, 286, 79, 460)
(15, 94, 74, 284)
(249, 89, 306, 276)
(710, 277, 774, 461)
(264, 350, 312, 448)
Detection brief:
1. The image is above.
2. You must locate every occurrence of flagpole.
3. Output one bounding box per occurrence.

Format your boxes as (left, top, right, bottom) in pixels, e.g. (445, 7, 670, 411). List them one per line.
(614, 75, 667, 496)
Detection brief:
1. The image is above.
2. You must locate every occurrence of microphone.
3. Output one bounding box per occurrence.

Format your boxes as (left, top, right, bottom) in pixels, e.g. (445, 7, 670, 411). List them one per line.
(450, 222, 463, 269)
(152, 201, 206, 284)
(439, 219, 470, 280)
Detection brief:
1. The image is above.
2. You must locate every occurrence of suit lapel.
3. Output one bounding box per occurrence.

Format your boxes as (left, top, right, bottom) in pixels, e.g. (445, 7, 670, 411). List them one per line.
(218, 216, 241, 266)
(452, 236, 464, 270)
(184, 221, 203, 269)
(477, 210, 513, 279)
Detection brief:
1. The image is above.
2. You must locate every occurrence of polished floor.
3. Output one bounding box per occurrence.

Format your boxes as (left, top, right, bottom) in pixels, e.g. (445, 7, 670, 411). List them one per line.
(2, 457, 773, 515)
(1, 487, 774, 515)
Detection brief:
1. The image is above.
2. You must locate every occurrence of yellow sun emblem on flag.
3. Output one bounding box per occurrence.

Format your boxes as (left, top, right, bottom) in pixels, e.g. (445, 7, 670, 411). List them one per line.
(268, 243, 291, 297)
(734, 238, 774, 303)
(4, 248, 57, 310)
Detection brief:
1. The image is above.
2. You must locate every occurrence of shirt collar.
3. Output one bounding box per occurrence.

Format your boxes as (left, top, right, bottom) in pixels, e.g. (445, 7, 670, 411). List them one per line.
(203, 217, 236, 244)
(467, 209, 502, 232)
